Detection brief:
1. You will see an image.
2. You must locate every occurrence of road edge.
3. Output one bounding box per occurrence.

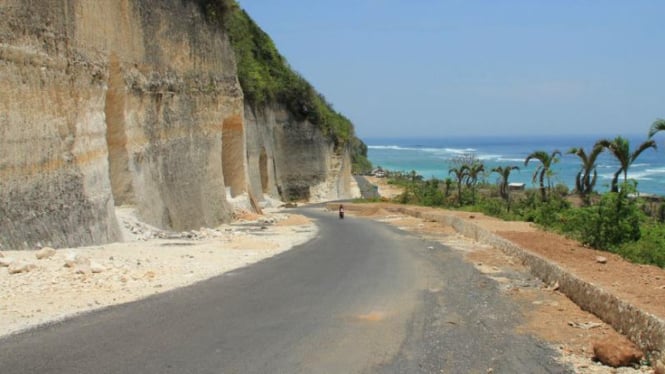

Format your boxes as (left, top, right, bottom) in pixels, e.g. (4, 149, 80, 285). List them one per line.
(333, 203, 665, 366)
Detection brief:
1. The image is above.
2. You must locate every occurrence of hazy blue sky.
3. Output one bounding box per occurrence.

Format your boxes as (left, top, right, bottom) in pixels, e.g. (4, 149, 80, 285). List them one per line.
(236, 1, 665, 138)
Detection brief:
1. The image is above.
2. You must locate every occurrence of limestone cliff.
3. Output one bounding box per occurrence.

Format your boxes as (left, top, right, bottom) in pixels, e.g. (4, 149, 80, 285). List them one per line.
(245, 105, 358, 203)
(0, 0, 359, 250)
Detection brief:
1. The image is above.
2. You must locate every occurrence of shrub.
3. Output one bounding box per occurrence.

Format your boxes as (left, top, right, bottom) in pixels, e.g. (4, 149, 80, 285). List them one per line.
(511, 190, 570, 226)
(659, 203, 665, 223)
(530, 196, 571, 228)
(616, 223, 665, 268)
(564, 188, 643, 250)
(552, 183, 570, 197)
(420, 179, 445, 207)
(476, 197, 507, 218)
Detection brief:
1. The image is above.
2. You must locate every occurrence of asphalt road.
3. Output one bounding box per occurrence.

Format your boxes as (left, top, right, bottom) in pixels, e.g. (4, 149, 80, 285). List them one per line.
(353, 175, 380, 199)
(0, 207, 570, 373)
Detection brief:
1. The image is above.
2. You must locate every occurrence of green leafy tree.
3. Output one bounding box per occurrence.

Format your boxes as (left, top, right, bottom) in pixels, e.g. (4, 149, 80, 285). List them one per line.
(524, 150, 561, 201)
(491, 166, 519, 211)
(596, 136, 656, 192)
(567, 144, 603, 205)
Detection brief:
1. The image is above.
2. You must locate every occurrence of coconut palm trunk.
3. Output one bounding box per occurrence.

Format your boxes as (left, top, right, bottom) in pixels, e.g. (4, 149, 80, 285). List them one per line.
(492, 166, 519, 212)
(568, 145, 603, 205)
(525, 150, 561, 202)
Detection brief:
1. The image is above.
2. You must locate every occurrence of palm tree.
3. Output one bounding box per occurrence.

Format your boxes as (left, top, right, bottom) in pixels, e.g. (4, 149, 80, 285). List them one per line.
(596, 136, 656, 192)
(491, 166, 519, 211)
(443, 177, 453, 198)
(524, 150, 561, 201)
(567, 144, 604, 205)
(409, 170, 422, 183)
(647, 118, 665, 138)
(462, 162, 485, 204)
(448, 167, 466, 205)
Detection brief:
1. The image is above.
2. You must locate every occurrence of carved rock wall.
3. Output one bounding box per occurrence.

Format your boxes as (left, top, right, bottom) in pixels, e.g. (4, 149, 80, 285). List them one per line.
(0, 0, 242, 248)
(0, 0, 357, 249)
(0, 0, 121, 249)
(245, 105, 359, 202)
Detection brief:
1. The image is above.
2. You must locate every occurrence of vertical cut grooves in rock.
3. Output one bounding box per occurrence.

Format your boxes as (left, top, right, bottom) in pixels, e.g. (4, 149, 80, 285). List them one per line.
(222, 115, 246, 197)
(105, 54, 133, 206)
(259, 147, 269, 193)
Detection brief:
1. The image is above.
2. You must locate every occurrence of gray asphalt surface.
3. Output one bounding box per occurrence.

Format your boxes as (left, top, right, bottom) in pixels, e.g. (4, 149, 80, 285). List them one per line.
(354, 175, 381, 199)
(0, 207, 570, 373)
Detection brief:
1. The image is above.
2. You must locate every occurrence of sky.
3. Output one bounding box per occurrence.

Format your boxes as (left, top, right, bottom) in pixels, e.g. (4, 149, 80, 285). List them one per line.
(236, 1, 665, 139)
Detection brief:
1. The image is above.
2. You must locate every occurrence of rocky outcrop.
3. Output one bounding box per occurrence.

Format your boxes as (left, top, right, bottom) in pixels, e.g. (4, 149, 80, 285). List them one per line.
(592, 339, 643, 367)
(0, 0, 357, 249)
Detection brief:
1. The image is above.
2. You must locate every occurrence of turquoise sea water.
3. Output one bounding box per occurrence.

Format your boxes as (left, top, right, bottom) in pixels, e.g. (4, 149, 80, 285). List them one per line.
(364, 134, 665, 196)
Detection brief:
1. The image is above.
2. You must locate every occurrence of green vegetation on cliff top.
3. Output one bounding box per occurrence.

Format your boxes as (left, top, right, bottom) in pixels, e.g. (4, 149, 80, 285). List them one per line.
(197, 0, 371, 172)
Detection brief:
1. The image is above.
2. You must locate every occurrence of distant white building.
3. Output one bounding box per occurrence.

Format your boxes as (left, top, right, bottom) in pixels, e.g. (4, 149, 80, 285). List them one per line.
(508, 183, 525, 191)
(371, 168, 385, 178)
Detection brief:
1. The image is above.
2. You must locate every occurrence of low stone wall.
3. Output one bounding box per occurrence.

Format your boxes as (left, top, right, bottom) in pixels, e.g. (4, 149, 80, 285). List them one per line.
(333, 203, 665, 362)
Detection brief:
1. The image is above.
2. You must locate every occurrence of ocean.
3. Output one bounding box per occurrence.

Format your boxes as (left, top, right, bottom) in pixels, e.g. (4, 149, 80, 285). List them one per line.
(364, 134, 665, 196)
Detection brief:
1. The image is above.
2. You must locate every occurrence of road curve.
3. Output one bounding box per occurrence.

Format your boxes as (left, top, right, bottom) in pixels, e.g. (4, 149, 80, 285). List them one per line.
(0, 207, 569, 373)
